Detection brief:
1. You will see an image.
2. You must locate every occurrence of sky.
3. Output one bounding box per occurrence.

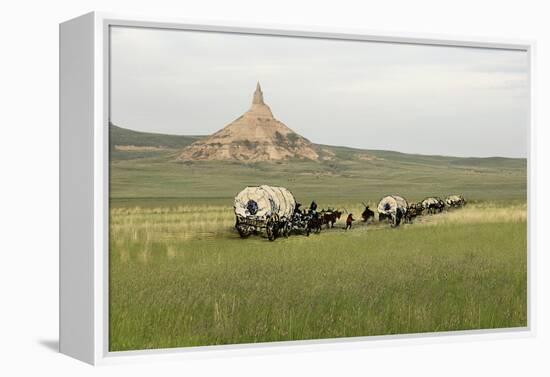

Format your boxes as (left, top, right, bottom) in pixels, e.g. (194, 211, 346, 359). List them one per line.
(110, 26, 529, 158)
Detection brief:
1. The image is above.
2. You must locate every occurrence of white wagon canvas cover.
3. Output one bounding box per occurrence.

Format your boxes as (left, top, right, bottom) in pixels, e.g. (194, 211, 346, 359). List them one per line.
(234, 185, 296, 219)
(445, 194, 465, 206)
(377, 195, 408, 215)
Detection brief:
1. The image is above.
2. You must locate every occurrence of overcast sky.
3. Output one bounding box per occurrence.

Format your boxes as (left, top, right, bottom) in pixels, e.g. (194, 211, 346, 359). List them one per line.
(110, 26, 529, 158)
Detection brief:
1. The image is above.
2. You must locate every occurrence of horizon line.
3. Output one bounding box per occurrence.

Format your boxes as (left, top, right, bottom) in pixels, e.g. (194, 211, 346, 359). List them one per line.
(109, 122, 528, 160)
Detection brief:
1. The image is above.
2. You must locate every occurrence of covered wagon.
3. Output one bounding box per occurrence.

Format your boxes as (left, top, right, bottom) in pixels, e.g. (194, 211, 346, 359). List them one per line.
(234, 185, 296, 241)
(422, 197, 445, 214)
(377, 195, 408, 227)
(445, 194, 466, 208)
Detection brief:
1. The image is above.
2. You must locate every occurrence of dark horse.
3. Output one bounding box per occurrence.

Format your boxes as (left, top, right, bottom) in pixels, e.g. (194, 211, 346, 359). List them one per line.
(361, 205, 375, 223)
(306, 211, 323, 235)
(322, 210, 342, 228)
(291, 208, 322, 236)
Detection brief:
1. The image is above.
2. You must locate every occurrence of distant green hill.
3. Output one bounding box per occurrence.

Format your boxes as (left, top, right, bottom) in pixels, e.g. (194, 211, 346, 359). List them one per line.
(110, 123, 205, 160)
(109, 124, 526, 207)
(110, 124, 526, 170)
(110, 123, 204, 149)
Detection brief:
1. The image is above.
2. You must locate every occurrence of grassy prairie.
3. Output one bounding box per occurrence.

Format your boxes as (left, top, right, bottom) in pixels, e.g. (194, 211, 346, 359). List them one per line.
(109, 203, 527, 351)
(108, 126, 527, 351)
(109, 140, 526, 208)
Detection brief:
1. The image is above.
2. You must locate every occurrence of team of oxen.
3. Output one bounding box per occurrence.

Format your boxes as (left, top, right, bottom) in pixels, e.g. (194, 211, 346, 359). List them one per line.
(314, 194, 466, 230)
(233, 185, 466, 240)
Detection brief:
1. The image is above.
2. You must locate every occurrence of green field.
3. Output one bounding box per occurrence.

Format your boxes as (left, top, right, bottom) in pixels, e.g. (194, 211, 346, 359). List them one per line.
(108, 125, 527, 351)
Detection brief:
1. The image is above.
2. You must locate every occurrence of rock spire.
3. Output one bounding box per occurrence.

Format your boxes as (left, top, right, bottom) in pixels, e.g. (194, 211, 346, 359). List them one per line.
(177, 83, 319, 162)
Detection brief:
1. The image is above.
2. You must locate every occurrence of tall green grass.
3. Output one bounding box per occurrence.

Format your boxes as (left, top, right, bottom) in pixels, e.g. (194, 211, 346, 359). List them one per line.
(109, 203, 527, 351)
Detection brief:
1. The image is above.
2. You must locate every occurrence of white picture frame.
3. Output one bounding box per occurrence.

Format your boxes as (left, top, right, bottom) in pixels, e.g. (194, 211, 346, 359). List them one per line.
(59, 11, 536, 365)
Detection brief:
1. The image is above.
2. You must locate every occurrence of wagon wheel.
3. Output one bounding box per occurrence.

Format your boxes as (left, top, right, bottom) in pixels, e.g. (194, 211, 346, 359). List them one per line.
(266, 217, 279, 241)
(390, 214, 398, 228)
(392, 210, 404, 228)
(236, 225, 251, 238)
(282, 221, 291, 237)
(266, 224, 275, 241)
(267, 223, 279, 241)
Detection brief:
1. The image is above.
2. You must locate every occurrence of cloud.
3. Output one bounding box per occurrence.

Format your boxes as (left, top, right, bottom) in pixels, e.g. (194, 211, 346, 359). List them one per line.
(109, 26, 529, 158)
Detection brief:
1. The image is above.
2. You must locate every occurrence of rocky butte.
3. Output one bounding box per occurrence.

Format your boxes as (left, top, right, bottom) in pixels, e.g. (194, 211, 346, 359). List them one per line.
(177, 83, 320, 162)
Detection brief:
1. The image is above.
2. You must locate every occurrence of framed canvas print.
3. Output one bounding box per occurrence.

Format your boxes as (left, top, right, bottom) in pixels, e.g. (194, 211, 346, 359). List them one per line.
(59, 12, 534, 365)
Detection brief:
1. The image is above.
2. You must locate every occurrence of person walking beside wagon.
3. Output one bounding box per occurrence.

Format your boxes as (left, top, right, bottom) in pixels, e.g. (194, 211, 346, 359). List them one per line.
(345, 213, 355, 230)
